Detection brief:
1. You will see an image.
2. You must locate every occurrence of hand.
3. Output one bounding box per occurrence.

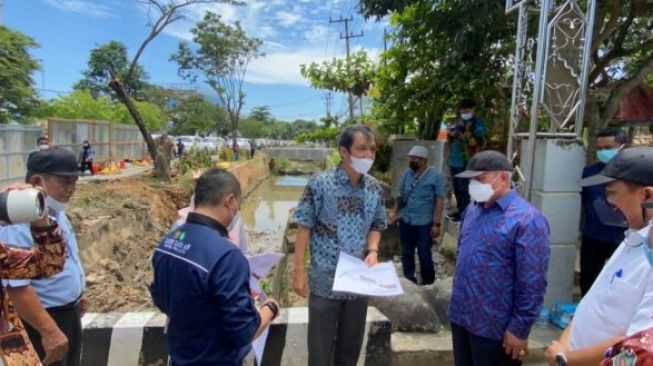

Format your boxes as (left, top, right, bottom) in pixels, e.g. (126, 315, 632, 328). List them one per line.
(545, 340, 567, 366)
(79, 293, 89, 317)
(503, 330, 528, 361)
(293, 269, 308, 298)
(365, 251, 378, 267)
(431, 224, 441, 238)
(260, 298, 280, 320)
(41, 327, 68, 365)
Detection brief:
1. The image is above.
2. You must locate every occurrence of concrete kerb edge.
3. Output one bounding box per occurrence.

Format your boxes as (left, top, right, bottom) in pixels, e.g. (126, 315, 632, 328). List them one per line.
(79, 307, 391, 366)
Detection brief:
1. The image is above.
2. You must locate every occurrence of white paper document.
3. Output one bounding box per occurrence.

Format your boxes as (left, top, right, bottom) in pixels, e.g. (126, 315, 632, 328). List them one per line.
(332, 252, 404, 297)
(247, 252, 285, 279)
(246, 252, 284, 363)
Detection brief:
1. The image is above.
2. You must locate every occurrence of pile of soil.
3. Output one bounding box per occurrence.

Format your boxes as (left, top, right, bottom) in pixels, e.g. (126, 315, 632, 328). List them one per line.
(68, 176, 189, 312)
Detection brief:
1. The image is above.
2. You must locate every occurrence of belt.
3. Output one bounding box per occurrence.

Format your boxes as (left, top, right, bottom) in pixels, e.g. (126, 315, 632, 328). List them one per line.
(46, 296, 81, 313)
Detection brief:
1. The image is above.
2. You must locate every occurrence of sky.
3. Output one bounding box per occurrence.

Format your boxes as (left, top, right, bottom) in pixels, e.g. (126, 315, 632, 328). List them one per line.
(3, 0, 388, 122)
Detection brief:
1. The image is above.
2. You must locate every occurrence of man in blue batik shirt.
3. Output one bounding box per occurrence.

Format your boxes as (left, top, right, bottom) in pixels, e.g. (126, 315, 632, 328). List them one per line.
(448, 150, 550, 366)
(390, 145, 445, 285)
(293, 125, 387, 366)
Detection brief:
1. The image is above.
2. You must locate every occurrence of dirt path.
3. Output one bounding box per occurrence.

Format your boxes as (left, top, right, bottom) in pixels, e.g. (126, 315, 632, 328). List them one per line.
(69, 175, 189, 312)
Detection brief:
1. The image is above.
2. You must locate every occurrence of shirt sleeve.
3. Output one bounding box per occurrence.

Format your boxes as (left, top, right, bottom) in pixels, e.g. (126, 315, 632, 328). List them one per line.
(0, 226, 35, 288)
(209, 249, 261, 349)
(473, 120, 487, 139)
(398, 171, 408, 197)
(371, 190, 388, 232)
(433, 173, 445, 198)
(293, 178, 319, 228)
(507, 213, 551, 339)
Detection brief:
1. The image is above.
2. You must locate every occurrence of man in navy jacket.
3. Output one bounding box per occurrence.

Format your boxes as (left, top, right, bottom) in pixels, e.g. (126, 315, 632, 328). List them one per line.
(150, 168, 279, 365)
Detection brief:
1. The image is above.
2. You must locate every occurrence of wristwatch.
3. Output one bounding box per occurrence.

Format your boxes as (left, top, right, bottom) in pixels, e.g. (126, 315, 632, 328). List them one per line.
(263, 301, 279, 319)
(555, 353, 567, 366)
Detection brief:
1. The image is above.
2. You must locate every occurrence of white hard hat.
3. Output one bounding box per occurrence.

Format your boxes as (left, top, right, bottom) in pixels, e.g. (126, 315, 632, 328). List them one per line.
(407, 146, 428, 159)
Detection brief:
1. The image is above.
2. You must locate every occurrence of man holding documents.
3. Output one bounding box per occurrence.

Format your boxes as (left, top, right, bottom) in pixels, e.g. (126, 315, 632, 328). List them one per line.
(448, 150, 550, 366)
(293, 125, 387, 366)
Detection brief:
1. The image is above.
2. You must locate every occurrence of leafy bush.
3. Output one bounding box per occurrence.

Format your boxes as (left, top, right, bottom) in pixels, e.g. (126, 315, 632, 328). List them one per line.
(176, 148, 213, 175)
(219, 147, 235, 161)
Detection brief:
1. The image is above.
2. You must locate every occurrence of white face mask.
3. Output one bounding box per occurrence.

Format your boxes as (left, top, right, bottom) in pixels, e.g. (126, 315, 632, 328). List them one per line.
(45, 195, 67, 214)
(461, 113, 474, 121)
(227, 202, 240, 232)
(468, 177, 498, 203)
(39, 144, 49, 150)
(350, 156, 374, 175)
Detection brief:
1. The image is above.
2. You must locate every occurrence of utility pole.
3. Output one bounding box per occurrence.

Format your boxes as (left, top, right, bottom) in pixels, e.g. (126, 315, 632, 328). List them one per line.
(0, 0, 4, 26)
(323, 91, 333, 127)
(330, 15, 363, 122)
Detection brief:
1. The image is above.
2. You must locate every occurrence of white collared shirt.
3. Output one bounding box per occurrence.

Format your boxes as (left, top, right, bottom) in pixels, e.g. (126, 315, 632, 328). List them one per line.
(570, 224, 653, 350)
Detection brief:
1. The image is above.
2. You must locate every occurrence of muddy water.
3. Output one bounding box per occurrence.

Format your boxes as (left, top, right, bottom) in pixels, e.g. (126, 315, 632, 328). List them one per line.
(240, 176, 308, 253)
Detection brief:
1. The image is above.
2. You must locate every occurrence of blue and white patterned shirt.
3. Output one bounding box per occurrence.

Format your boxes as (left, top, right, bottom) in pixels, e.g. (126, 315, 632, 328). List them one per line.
(448, 190, 550, 340)
(293, 165, 387, 299)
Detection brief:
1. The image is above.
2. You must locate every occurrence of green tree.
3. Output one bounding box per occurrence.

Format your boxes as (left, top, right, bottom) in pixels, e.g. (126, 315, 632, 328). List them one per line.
(249, 105, 273, 123)
(362, 0, 653, 142)
(172, 11, 263, 147)
(169, 94, 228, 135)
(36, 90, 116, 121)
(300, 50, 376, 121)
(74, 41, 149, 100)
(0, 26, 40, 123)
(96, 0, 238, 181)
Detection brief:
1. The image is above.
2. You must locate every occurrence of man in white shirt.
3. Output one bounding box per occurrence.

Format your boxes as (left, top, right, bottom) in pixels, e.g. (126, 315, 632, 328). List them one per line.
(545, 146, 653, 366)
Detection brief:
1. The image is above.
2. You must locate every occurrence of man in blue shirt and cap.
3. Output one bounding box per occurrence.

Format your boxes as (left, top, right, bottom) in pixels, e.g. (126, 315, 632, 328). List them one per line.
(0, 148, 87, 366)
(150, 168, 279, 365)
(390, 145, 445, 285)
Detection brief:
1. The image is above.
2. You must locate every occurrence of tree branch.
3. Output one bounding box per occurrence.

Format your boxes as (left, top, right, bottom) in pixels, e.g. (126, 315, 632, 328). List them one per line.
(600, 52, 653, 123)
(591, 0, 622, 54)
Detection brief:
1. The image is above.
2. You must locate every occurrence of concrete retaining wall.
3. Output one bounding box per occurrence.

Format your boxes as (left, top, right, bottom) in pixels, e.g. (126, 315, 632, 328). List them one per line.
(80, 308, 391, 366)
(262, 147, 334, 163)
(230, 156, 270, 196)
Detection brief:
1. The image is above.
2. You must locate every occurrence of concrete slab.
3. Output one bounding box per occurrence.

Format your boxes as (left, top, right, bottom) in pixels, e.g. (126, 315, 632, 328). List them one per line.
(391, 325, 562, 366)
(544, 244, 577, 306)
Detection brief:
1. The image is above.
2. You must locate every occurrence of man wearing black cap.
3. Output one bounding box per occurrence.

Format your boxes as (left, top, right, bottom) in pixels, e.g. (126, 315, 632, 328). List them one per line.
(0, 148, 87, 366)
(546, 147, 653, 366)
(448, 150, 550, 366)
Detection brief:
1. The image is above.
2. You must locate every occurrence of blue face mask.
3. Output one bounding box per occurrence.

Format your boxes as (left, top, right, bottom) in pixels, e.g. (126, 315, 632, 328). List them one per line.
(596, 148, 620, 164)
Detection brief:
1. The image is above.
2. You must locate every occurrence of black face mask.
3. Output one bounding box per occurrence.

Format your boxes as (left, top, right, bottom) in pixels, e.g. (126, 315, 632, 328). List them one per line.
(409, 161, 420, 171)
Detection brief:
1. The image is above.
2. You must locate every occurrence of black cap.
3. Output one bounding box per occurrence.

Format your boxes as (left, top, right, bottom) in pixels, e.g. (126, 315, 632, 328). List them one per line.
(455, 150, 514, 178)
(580, 147, 653, 187)
(27, 148, 82, 176)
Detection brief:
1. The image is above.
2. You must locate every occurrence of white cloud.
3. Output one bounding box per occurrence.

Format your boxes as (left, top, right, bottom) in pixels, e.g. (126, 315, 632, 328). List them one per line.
(42, 0, 113, 18)
(305, 24, 328, 43)
(276, 11, 302, 27)
(246, 47, 330, 86)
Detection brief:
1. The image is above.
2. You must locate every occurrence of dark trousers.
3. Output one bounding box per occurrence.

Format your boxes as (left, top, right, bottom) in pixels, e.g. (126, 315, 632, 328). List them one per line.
(451, 322, 521, 366)
(308, 294, 368, 366)
(450, 166, 470, 216)
(580, 235, 620, 296)
(80, 161, 93, 175)
(24, 304, 82, 366)
(399, 221, 435, 285)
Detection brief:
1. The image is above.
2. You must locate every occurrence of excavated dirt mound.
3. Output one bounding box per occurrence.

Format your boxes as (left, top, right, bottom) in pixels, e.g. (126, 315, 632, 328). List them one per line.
(68, 176, 189, 312)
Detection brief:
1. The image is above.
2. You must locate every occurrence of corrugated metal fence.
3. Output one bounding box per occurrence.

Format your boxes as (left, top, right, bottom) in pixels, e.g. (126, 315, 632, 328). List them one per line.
(0, 124, 42, 185)
(0, 119, 148, 184)
(48, 119, 147, 162)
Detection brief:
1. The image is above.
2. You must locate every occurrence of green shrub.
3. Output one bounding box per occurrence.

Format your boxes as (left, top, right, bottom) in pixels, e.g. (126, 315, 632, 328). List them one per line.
(176, 147, 213, 175)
